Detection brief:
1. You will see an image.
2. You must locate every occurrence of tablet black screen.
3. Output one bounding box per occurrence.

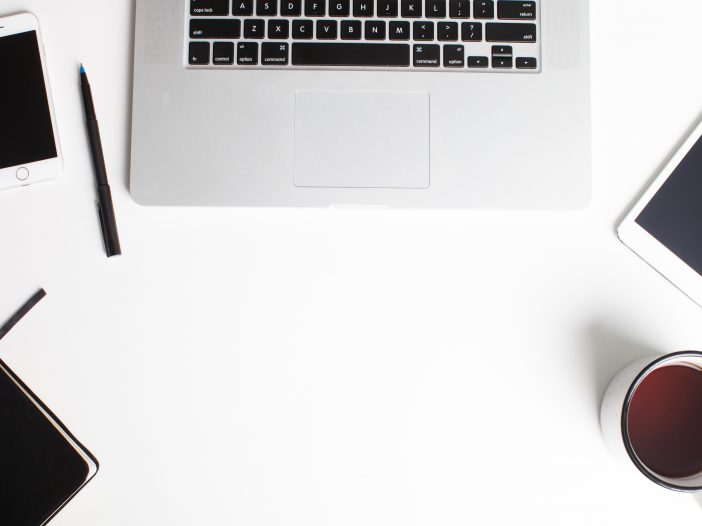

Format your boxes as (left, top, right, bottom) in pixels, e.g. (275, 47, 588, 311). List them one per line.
(0, 364, 89, 526)
(636, 133, 702, 276)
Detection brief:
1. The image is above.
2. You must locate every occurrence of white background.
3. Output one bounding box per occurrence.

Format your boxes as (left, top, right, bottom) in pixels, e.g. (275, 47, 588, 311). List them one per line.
(2, 1, 702, 524)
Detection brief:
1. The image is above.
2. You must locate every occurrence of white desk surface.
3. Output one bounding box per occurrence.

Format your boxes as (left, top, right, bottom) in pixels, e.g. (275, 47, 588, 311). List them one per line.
(2, 1, 702, 524)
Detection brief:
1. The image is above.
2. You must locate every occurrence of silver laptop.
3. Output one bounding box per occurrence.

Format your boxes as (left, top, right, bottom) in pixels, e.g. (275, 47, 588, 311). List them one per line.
(130, 0, 590, 208)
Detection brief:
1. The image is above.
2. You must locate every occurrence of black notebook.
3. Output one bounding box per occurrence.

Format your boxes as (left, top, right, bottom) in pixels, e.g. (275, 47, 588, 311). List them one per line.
(0, 359, 98, 526)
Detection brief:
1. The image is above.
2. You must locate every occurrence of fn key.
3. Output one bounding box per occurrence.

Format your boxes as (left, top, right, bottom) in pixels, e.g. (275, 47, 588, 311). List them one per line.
(189, 42, 210, 64)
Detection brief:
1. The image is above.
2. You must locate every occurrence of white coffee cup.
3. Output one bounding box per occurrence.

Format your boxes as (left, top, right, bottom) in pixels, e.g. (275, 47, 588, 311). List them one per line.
(600, 351, 702, 492)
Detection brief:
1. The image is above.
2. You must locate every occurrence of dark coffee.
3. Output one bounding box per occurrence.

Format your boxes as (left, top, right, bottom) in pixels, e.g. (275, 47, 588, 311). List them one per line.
(627, 364, 702, 479)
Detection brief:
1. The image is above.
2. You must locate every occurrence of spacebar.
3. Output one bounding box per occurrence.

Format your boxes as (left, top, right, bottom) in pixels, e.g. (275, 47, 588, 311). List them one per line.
(292, 43, 410, 67)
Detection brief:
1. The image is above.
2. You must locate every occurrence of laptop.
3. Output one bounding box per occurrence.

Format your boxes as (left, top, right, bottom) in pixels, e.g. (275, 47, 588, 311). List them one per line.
(130, 0, 590, 208)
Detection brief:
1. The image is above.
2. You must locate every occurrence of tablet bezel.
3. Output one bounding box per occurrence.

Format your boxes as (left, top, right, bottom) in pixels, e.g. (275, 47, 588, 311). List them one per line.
(618, 117, 702, 308)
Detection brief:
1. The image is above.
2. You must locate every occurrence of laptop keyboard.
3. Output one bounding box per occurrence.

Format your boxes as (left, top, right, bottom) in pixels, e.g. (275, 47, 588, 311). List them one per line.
(186, 0, 540, 71)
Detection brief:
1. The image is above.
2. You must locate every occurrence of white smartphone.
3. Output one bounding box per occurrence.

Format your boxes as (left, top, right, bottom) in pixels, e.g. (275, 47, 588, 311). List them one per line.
(618, 118, 702, 308)
(0, 13, 62, 190)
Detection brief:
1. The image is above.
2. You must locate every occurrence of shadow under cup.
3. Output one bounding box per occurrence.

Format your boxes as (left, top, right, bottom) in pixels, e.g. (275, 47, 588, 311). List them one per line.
(622, 352, 702, 491)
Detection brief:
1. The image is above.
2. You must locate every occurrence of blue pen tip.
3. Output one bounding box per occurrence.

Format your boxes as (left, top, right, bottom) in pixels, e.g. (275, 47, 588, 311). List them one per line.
(80, 63, 85, 74)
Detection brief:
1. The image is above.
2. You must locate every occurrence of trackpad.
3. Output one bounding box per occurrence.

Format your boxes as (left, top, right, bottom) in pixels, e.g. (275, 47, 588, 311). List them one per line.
(293, 90, 430, 189)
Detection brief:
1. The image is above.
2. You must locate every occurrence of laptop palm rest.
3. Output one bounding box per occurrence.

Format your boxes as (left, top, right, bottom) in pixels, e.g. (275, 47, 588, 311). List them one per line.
(293, 90, 430, 189)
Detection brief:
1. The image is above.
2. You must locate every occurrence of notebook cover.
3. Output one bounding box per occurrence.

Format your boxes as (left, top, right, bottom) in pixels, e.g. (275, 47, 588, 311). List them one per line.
(0, 359, 99, 525)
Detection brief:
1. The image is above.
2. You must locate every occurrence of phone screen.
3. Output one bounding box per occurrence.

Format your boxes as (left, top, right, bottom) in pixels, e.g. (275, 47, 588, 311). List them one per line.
(636, 133, 702, 276)
(0, 30, 57, 170)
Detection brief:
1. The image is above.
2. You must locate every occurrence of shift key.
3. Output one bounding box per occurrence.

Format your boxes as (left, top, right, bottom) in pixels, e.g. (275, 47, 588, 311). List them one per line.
(190, 19, 241, 39)
(486, 22, 536, 42)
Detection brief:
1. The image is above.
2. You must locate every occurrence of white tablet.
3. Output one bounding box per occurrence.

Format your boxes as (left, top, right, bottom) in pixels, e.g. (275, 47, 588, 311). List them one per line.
(619, 118, 702, 308)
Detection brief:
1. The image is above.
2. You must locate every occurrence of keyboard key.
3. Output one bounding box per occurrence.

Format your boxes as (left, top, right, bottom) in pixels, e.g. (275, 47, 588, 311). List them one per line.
(461, 22, 481, 41)
(516, 56, 537, 69)
(257, 0, 278, 14)
(443, 44, 464, 67)
(316, 20, 338, 39)
(467, 55, 488, 67)
(413, 44, 439, 67)
(268, 19, 290, 38)
(491, 45, 512, 68)
(213, 42, 235, 64)
(341, 20, 362, 39)
(330, 0, 351, 16)
(262, 42, 289, 65)
(425, 0, 446, 18)
(190, 19, 241, 39)
(493, 56, 512, 68)
(474, 0, 494, 18)
(292, 19, 313, 38)
(413, 21, 434, 40)
(281, 0, 302, 15)
(497, 1, 535, 20)
(401, 0, 422, 17)
(191, 0, 230, 16)
(378, 0, 399, 17)
(232, 0, 254, 15)
(305, 0, 326, 15)
(365, 21, 386, 40)
(353, 0, 374, 17)
(291, 43, 410, 66)
(438, 21, 458, 40)
(486, 23, 536, 42)
(188, 41, 210, 64)
(237, 42, 259, 65)
(389, 21, 410, 40)
(244, 19, 265, 38)
(491, 44, 512, 56)
(448, 0, 469, 18)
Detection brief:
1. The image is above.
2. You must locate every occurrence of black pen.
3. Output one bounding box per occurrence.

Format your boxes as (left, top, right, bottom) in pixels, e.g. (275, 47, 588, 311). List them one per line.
(80, 64, 121, 257)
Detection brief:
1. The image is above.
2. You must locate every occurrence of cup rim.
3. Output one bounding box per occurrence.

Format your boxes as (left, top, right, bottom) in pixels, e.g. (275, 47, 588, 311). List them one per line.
(620, 350, 702, 492)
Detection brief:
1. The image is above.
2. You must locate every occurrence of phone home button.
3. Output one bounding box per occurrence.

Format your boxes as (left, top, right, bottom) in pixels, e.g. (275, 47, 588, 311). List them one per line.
(15, 167, 29, 181)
